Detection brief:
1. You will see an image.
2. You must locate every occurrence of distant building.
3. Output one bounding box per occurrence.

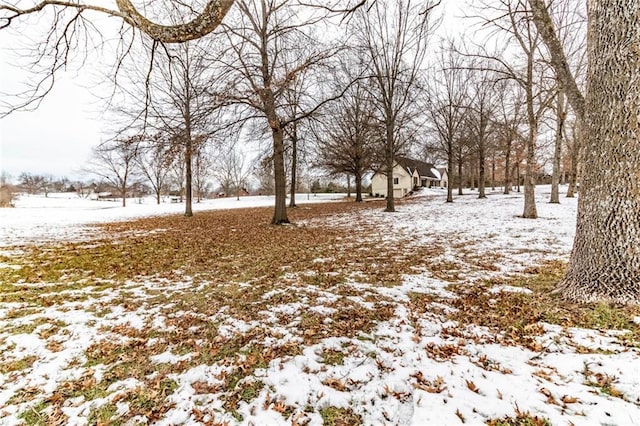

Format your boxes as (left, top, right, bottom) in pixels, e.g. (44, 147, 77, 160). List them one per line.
(371, 157, 441, 198)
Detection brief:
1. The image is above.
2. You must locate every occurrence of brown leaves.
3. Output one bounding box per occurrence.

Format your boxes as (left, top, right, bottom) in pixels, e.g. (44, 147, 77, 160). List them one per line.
(323, 378, 348, 392)
(425, 341, 465, 361)
(411, 372, 446, 394)
(466, 380, 480, 394)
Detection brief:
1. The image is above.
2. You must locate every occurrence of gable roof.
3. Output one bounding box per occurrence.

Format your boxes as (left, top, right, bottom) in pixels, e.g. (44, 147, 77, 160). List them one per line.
(396, 157, 441, 180)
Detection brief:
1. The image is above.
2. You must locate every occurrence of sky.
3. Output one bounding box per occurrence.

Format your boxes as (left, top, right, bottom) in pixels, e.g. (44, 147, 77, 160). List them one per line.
(0, 1, 465, 183)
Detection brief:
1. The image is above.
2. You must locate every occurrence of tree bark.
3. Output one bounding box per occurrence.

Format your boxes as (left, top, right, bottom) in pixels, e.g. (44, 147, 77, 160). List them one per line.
(478, 146, 486, 198)
(289, 125, 298, 209)
(457, 150, 464, 196)
(555, 0, 640, 303)
(504, 140, 512, 195)
(522, 66, 538, 218)
(355, 172, 363, 202)
(385, 121, 395, 212)
(447, 145, 454, 203)
(566, 125, 579, 198)
(184, 134, 193, 217)
(550, 89, 565, 204)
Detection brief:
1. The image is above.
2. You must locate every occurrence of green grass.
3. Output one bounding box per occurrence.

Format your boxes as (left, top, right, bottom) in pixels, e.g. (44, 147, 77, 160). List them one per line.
(319, 406, 362, 426)
(17, 400, 49, 426)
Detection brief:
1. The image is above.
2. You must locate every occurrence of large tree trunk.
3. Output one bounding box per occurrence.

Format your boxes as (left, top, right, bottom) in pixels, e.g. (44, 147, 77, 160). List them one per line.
(550, 89, 565, 204)
(522, 80, 538, 218)
(555, 1, 640, 303)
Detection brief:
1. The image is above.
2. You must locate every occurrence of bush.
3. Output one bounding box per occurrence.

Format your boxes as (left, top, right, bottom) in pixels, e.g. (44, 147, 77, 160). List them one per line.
(0, 185, 15, 208)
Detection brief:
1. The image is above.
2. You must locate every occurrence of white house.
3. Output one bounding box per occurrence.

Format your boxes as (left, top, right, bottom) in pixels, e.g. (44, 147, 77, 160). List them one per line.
(371, 157, 441, 198)
(436, 167, 449, 188)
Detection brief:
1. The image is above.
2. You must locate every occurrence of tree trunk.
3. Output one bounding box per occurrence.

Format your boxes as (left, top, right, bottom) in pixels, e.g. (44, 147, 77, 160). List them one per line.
(272, 125, 289, 224)
(555, 1, 640, 303)
(355, 172, 363, 202)
(567, 123, 580, 198)
(504, 141, 512, 195)
(184, 134, 193, 217)
(491, 154, 496, 191)
(457, 152, 463, 196)
(156, 190, 161, 205)
(478, 147, 486, 199)
(447, 145, 454, 203)
(289, 126, 298, 209)
(550, 89, 565, 204)
(347, 174, 351, 198)
(516, 162, 521, 193)
(121, 186, 126, 207)
(385, 121, 395, 212)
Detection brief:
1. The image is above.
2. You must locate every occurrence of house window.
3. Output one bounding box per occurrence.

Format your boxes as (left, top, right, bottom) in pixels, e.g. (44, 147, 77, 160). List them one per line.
(413, 177, 418, 187)
(393, 177, 399, 185)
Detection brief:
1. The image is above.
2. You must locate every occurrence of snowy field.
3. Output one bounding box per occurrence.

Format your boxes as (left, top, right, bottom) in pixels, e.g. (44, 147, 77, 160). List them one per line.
(1, 185, 639, 425)
(0, 192, 346, 247)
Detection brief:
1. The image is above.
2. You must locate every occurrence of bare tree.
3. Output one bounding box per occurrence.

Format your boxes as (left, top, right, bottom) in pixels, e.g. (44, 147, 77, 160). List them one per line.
(426, 46, 469, 203)
(135, 132, 174, 204)
(315, 78, 378, 202)
(467, 0, 556, 218)
(220, 0, 340, 224)
(87, 136, 140, 207)
(353, 0, 440, 212)
(465, 65, 499, 199)
(494, 83, 526, 195)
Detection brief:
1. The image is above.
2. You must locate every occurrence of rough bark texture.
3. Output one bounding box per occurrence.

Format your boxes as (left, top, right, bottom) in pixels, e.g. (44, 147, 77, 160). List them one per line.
(116, 0, 235, 43)
(550, 89, 565, 204)
(556, 0, 640, 303)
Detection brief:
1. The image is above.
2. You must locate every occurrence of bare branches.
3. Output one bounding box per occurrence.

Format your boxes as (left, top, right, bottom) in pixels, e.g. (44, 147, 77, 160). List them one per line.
(528, 0, 584, 120)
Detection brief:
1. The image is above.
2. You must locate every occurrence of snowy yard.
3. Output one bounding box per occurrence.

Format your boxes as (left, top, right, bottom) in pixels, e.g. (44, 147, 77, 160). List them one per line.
(0, 187, 639, 425)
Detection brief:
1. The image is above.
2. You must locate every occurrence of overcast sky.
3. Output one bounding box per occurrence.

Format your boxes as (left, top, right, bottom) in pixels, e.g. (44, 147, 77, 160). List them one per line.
(0, 2, 465, 182)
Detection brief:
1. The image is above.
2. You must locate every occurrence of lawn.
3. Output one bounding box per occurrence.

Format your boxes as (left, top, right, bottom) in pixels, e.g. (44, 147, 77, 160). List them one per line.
(0, 189, 639, 425)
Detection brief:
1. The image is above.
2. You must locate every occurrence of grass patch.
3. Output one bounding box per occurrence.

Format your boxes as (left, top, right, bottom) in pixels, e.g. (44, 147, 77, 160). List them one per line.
(321, 348, 346, 366)
(487, 412, 551, 426)
(445, 261, 640, 349)
(319, 406, 362, 426)
(87, 403, 121, 426)
(0, 355, 36, 374)
(17, 400, 49, 426)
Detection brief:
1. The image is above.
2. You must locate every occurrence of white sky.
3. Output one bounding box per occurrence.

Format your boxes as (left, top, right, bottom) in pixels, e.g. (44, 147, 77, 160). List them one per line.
(0, 1, 465, 182)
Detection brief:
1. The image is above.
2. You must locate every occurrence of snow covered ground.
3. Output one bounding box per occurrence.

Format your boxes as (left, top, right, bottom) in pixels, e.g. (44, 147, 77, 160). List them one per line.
(1, 185, 639, 425)
(0, 192, 346, 247)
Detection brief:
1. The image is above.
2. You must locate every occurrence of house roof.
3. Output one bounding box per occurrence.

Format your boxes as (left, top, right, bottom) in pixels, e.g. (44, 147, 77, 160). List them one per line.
(396, 157, 440, 180)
